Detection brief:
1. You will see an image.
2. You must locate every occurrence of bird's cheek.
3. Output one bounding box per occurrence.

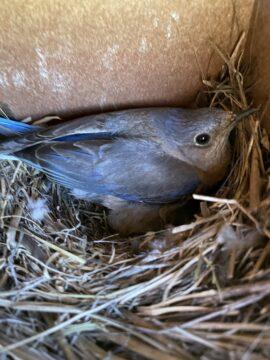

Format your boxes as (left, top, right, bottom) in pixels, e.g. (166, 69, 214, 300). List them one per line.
(196, 145, 231, 186)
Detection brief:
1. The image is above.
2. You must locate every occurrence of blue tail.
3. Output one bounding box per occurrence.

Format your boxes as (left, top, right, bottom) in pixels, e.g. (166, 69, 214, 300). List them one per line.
(0, 117, 41, 137)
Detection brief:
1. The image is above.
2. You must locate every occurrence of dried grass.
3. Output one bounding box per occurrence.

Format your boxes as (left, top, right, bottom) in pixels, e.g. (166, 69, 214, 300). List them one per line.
(0, 34, 270, 360)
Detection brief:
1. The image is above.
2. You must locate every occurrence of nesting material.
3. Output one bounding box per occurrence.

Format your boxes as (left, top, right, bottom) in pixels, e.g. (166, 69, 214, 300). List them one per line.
(0, 34, 270, 359)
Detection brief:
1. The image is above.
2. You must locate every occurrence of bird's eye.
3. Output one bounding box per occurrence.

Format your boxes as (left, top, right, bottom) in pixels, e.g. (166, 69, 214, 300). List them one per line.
(194, 133, 211, 146)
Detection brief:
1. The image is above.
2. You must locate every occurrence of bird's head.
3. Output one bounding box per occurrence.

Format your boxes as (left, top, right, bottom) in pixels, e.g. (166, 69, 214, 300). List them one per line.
(160, 107, 253, 185)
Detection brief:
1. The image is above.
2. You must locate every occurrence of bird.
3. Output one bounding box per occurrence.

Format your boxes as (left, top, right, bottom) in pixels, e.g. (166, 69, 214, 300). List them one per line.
(0, 107, 243, 234)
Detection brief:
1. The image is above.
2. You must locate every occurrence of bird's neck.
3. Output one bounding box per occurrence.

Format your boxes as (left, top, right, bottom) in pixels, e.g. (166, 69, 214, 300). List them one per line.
(196, 148, 231, 186)
(158, 139, 231, 187)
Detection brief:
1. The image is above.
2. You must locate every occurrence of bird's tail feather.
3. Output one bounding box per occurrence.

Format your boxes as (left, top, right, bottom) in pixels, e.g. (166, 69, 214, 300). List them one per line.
(0, 117, 41, 160)
(0, 117, 40, 137)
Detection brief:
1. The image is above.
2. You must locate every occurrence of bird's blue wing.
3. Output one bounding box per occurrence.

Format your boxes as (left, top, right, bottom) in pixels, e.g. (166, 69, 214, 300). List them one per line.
(0, 108, 156, 154)
(15, 138, 200, 204)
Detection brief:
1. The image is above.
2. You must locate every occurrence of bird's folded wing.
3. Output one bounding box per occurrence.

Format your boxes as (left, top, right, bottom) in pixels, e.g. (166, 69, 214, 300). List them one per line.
(15, 137, 200, 204)
(0, 108, 158, 154)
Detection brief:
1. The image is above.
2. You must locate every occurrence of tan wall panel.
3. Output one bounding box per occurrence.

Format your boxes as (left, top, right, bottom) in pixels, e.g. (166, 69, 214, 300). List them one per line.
(0, 0, 254, 120)
(247, 0, 270, 131)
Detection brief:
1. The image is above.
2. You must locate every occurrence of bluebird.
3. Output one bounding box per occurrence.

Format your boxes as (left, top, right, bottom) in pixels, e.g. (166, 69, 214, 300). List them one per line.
(0, 107, 245, 234)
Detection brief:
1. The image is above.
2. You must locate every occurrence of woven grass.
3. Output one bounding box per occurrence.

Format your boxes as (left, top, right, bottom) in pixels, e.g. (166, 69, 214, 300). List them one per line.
(0, 34, 270, 360)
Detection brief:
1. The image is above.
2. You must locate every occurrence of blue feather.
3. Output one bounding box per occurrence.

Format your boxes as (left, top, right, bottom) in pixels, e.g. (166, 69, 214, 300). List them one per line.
(56, 132, 112, 142)
(0, 117, 41, 136)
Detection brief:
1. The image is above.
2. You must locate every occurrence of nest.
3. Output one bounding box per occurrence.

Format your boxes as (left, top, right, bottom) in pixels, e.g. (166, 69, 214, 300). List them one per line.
(1, 34, 270, 360)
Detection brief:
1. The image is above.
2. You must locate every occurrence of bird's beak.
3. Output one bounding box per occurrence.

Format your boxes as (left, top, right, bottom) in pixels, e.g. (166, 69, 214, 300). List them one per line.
(227, 108, 258, 131)
(234, 108, 258, 123)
